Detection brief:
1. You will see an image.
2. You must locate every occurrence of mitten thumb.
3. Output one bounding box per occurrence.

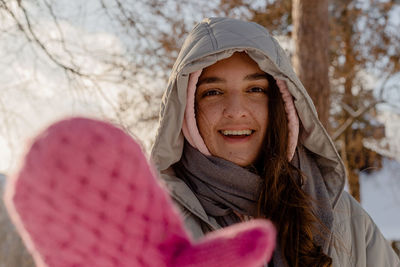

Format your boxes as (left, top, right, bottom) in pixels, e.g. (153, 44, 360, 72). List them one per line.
(170, 219, 276, 267)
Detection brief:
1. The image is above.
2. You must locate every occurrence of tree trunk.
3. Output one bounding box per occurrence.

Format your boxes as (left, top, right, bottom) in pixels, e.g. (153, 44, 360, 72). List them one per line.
(347, 164, 361, 202)
(292, 0, 331, 130)
(341, 6, 362, 203)
(339, 134, 360, 202)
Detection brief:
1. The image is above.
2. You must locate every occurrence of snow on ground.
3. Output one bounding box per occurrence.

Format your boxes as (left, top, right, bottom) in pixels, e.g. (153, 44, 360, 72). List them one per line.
(360, 158, 400, 240)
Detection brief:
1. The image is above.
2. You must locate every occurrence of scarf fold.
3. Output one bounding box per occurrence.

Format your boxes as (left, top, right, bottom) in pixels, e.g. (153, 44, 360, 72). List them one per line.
(173, 142, 263, 226)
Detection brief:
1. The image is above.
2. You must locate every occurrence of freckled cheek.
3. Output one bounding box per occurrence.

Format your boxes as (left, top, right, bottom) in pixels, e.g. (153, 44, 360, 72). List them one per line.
(261, 109, 269, 129)
(250, 101, 269, 129)
(196, 105, 218, 139)
(197, 102, 222, 128)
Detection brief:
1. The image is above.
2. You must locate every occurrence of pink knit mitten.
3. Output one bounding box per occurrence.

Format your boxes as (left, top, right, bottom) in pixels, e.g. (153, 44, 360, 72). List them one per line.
(4, 117, 275, 267)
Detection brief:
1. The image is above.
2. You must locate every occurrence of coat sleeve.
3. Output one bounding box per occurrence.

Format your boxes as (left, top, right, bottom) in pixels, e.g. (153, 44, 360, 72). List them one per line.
(0, 179, 35, 267)
(363, 209, 400, 266)
(342, 192, 400, 266)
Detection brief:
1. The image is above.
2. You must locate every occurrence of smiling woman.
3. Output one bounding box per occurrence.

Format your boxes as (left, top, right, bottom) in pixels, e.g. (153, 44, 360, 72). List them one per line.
(150, 17, 400, 267)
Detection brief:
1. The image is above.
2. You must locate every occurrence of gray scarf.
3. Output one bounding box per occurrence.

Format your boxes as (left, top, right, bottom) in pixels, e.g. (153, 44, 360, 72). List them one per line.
(173, 142, 263, 226)
(174, 142, 333, 266)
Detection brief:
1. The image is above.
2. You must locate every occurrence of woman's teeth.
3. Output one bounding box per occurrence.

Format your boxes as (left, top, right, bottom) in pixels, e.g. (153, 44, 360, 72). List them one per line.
(221, 130, 253, 136)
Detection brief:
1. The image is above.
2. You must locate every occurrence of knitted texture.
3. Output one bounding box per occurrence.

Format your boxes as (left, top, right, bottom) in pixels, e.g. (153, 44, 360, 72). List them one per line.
(4, 117, 276, 267)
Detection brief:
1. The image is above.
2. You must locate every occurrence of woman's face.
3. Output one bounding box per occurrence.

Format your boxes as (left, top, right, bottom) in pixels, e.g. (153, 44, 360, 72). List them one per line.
(196, 52, 269, 167)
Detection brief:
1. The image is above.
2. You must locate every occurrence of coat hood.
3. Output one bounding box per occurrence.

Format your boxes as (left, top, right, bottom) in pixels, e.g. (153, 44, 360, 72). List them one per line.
(150, 17, 346, 208)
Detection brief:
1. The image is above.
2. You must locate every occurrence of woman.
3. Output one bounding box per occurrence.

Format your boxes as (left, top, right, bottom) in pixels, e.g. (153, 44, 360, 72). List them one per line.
(150, 17, 399, 266)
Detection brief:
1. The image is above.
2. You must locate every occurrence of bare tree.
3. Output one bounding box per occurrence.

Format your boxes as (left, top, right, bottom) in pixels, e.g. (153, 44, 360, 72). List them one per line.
(329, 0, 400, 201)
(292, 0, 330, 129)
(0, 1, 216, 265)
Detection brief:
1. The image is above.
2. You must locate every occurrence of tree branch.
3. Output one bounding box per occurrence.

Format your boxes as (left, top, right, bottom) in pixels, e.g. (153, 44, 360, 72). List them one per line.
(332, 99, 382, 140)
(0, 0, 89, 77)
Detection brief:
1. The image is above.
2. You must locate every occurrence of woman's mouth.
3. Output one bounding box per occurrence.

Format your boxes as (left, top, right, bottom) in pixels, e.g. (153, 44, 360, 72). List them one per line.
(220, 129, 253, 136)
(219, 130, 254, 141)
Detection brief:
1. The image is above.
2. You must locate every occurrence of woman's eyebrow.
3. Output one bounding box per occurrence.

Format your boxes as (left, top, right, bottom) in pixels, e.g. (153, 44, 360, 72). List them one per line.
(197, 77, 226, 86)
(244, 73, 269, 81)
(197, 73, 268, 86)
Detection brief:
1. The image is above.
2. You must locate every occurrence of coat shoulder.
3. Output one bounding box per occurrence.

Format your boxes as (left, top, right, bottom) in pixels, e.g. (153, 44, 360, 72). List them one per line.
(330, 191, 400, 266)
(0, 179, 35, 267)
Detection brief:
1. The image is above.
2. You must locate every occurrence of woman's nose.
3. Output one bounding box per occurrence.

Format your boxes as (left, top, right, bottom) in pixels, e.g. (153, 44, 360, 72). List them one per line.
(223, 94, 248, 119)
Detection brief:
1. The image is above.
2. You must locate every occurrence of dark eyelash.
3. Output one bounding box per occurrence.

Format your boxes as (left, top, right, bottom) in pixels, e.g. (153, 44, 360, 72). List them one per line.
(202, 90, 221, 97)
(249, 87, 267, 93)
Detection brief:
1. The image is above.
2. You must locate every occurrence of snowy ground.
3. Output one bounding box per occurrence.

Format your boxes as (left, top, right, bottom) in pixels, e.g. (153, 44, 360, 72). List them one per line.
(360, 158, 400, 240)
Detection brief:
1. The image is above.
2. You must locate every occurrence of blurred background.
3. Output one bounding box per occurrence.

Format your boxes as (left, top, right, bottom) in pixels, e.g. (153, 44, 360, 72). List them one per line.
(0, 0, 399, 265)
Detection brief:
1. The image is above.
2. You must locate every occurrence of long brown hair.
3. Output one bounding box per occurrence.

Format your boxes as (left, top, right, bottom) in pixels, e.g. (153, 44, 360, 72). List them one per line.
(257, 75, 332, 267)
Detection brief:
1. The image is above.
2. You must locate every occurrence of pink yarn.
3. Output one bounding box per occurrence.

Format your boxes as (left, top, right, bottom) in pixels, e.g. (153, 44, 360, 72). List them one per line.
(182, 71, 299, 161)
(5, 117, 276, 267)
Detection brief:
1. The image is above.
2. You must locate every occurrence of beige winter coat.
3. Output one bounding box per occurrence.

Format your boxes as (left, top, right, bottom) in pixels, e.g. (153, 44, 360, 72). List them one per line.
(0, 175, 34, 267)
(150, 17, 400, 266)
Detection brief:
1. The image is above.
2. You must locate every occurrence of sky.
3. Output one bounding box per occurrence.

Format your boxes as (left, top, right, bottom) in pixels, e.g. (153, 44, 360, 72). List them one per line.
(0, 0, 399, 240)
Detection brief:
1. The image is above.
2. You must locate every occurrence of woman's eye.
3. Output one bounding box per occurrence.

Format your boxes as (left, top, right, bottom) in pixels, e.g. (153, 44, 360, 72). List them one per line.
(248, 87, 267, 93)
(202, 89, 222, 97)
